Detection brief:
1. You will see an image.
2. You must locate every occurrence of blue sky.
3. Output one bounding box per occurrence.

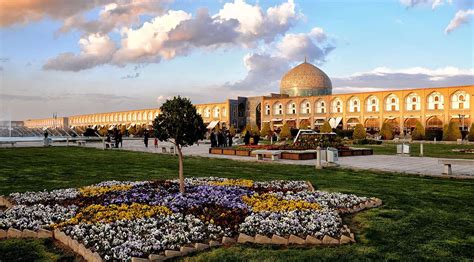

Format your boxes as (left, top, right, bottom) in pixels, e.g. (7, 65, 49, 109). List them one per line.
(0, 0, 472, 120)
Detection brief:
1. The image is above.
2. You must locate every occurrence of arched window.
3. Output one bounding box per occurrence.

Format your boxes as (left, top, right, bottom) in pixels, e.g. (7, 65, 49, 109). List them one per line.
(204, 107, 211, 118)
(265, 104, 271, 115)
(348, 97, 360, 112)
(300, 100, 311, 114)
(273, 102, 283, 115)
(406, 93, 420, 111)
(287, 102, 296, 114)
(316, 101, 326, 114)
(331, 98, 343, 113)
(450, 90, 470, 110)
(385, 94, 399, 111)
(366, 96, 379, 112)
(427, 92, 444, 110)
(214, 107, 220, 118)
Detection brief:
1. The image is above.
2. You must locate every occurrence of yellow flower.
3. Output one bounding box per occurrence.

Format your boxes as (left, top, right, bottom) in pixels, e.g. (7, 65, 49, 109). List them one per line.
(79, 185, 133, 197)
(242, 193, 321, 212)
(52, 203, 172, 228)
(210, 179, 253, 187)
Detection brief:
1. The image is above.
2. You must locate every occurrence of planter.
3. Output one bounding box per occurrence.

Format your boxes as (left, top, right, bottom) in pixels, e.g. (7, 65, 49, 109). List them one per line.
(222, 149, 236, 155)
(235, 150, 251, 156)
(338, 148, 373, 157)
(281, 152, 316, 160)
(209, 148, 223, 154)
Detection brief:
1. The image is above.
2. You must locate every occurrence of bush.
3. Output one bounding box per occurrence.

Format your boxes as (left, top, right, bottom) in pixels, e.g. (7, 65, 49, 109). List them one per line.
(353, 124, 366, 140)
(252, 125, 260, 136)
(260, 122, 272, 138)
(353, 139, 383, 145)
(412, 121, 425, 140)
(425, 129, 443, 141)
(336, 129, 354, 139)
(320, 121, 332, 133)
(443, 122, 462, 141)
(279, 123, 291, 140)
(380, 123, 394, 140)
(229, 125, 236, 136)
(469, 123, 474, 142)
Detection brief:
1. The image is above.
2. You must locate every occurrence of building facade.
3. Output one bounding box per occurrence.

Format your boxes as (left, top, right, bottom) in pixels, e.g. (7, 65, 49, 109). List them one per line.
(22, 60, 473, 133)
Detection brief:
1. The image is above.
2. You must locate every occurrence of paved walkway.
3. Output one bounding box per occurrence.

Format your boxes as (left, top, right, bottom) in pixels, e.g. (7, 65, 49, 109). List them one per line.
(2, 139, 473, 178)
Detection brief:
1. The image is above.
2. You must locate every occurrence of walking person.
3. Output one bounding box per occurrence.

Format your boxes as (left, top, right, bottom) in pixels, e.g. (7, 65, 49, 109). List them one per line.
(154, 137, 158, 148)
(144, 130, 149, 148)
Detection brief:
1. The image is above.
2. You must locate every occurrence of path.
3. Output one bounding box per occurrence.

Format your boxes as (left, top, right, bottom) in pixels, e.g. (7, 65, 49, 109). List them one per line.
(2, 138, 473, 178)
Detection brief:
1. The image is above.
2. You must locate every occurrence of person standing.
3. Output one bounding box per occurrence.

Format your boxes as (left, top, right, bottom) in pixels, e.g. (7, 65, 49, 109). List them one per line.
(244, 131, 251, 145)
(210, 131, 216, 147)
(144, 130, 149, 148)
(154, 137, 158, 148)
(227, 131, 233, 147)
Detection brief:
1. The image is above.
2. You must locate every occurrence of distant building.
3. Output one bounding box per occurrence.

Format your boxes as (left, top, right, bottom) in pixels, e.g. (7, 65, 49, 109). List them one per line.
(23, 60, 473, 133)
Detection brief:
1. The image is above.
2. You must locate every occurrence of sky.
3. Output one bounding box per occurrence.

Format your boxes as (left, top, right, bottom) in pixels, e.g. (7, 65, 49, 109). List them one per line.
(0, 0, 473, 120)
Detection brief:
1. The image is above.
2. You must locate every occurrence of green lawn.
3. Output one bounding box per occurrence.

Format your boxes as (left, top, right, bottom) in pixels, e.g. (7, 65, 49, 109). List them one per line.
(0, 147, 473, 261)
(352, 143, 474, 159)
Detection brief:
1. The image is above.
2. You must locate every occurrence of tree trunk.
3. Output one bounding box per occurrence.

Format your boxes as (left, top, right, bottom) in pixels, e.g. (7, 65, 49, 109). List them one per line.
(177, 145, 185, 193)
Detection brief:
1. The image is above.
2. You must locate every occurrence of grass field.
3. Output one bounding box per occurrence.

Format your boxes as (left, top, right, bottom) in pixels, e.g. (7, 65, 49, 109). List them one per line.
(0, 147, 473, 261)
(352, 142, 474, 159)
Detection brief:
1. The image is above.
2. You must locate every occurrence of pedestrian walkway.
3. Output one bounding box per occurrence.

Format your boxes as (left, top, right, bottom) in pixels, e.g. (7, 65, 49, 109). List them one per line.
(3, 138, 473, 178)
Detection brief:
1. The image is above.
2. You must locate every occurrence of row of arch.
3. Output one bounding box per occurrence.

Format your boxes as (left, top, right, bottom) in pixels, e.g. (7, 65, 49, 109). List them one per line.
(265, 90, 470, 115)
(70, 110, 160, 125)
(196, 106, 227, 119)
(273, 116, 470, 131)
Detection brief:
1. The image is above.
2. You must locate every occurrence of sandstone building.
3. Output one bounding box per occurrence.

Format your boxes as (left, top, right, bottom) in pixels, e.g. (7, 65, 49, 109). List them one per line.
(24, 60, 473, 133)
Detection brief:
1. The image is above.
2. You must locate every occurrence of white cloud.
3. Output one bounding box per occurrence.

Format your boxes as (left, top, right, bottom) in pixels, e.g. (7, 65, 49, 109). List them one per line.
(400, 0, 473, 34)
(44, 0, 302, 71)
(333, 66, 474, 90)
(43, 33, 116, 71)
(277, 29, 334, 62)
(227, 27, 336, 90)
(0, 0, 112, 27)
(57, 0, 170, 35)
(445, 9, 474, 33)
(399, 0, 451, 9)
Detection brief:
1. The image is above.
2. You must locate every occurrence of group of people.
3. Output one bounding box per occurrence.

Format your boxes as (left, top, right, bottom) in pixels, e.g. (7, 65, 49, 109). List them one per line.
(210, 129, 233, 148)
(106, 128, 123, 148)
(243, 130, 261, 145)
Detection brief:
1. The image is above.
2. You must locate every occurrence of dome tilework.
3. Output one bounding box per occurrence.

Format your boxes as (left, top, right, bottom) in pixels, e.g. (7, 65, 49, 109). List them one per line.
(280, 61, 332, 97)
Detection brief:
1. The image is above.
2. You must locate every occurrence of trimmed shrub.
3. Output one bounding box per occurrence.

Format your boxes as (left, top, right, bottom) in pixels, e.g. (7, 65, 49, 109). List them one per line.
(380, 122, 394, 140)
(279, 123, 292, 140)
(443, 122, 462, 141)
(469, 123, 474, 142)
(229, 125, 236, 136)
(260, 122, 272, 138)
(353, 124, 366, 140)
(412, 121, 425, 140)
(252, 125, 260, 136)
(320, 121, 332, 133)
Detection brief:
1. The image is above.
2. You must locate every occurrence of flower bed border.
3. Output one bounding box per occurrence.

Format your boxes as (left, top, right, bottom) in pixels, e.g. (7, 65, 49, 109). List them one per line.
(209, 148, 373, 159)
(1, 193, 382, 262)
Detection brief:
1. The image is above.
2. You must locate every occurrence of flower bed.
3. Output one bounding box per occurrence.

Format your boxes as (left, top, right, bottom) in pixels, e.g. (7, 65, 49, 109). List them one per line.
(0, 177, 381, 261)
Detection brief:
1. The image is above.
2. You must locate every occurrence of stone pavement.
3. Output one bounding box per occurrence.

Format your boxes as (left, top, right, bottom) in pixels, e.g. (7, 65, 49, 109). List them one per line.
(2, 138, 473, 178)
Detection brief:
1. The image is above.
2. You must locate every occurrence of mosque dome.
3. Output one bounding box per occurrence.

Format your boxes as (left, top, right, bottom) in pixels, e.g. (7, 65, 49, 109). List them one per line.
(280, 59, 332, 97)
